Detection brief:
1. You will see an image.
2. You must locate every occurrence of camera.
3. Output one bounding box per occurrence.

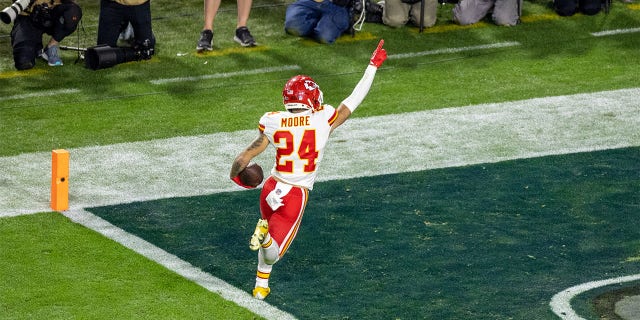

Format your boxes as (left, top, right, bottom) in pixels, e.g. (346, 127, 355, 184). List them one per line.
(85, 39, 154, 70)
(1, 0, 32, 24)
(350, 0, 383, 28)
(30, 2, 52, 28)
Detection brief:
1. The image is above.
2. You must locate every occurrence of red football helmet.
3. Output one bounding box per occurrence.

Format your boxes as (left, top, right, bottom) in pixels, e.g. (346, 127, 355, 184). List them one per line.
(282, 75, 324, 112)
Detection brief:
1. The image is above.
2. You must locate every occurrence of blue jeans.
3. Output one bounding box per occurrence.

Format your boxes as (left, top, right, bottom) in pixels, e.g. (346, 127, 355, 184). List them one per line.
(285, 0, 350, 44)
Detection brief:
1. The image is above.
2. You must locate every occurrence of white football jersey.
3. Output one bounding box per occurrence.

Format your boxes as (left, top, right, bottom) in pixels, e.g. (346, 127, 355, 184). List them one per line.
(259, 105, 338, 190)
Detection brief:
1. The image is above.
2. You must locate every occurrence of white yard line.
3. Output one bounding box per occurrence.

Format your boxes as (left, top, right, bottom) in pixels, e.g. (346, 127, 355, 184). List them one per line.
(0, 88, 81, 102)
(387, 41, 521, 59)
(591, 27, 640, 37)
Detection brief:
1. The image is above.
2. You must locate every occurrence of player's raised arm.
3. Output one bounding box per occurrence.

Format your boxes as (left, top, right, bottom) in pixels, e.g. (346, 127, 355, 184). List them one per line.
(331, 39, 387, 132)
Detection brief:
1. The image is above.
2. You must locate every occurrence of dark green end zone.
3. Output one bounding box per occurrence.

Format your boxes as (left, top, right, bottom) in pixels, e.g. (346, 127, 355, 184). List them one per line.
(88, 147, 640, 319)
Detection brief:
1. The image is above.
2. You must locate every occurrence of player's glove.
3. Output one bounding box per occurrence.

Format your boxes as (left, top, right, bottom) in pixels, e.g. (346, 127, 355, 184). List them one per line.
(369, 39, 387, 68)
(231, 176, 256, 189)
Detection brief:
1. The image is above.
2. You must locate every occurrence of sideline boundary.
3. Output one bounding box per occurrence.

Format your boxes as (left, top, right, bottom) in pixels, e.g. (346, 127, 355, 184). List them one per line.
(149, 65, 301, 85)
(1, 88, 639, 217)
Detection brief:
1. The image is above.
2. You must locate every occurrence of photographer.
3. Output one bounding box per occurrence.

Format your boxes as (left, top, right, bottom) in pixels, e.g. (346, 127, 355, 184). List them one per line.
(381, 0, 438, 29)
(284, 0, 353, 44)
(8, 0, 82, 70)
(96, 0, 155, 61)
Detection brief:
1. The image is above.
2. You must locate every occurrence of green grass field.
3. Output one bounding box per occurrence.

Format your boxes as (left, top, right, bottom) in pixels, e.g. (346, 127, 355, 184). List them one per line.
(1, 0, 639, 319)
(0, 213, 261, 319)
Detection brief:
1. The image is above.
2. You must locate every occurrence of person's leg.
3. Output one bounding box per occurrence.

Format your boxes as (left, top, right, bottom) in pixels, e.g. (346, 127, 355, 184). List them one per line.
(409, 0, 438, 28)
(285, 0, 321, 38)
(10, 17, 43, 70)
(236, 0, 252, 28)
(553, 0, 578, 16)
(251, 178, 309, 299)
(202, 0, 222, 30)
(452, 0, 494, 25)
(234, 0, 256, 46)
(492, 0, 521, 26)
(382, 0, 411, 28)
(197, 0, 220, 50)
(578, 0, 602, 15)
(253, 244, 276, 299)
(42, 38, 62, 66)
(97, 0, 124, 46)
(128, 0, 155, 51)
(39, 2, 80, 66)
(313, 3, 350, 44)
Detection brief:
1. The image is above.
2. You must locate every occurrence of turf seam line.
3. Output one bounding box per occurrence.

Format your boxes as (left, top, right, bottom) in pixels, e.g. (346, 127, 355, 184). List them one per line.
(149, 65, 301, 85)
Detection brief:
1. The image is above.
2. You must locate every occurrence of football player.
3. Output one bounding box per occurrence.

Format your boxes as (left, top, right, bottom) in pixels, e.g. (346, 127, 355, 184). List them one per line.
(230, 39, 387, 300)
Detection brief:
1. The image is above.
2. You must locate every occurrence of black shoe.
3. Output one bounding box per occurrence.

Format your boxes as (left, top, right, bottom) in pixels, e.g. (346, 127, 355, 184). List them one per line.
(197, 30, 213, 52)
(15, 61, 34, 70)
(234, 27, 257, 47)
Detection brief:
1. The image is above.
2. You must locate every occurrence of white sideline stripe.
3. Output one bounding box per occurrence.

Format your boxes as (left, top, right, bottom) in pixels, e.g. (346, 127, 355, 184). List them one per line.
(0, 88, 80, 102)
(591, 27, 640, 37)
(387, 41, 521, 59)
(61, 208, 296, 320)
(550, 274, 640, 320)
(1, 88, 639, 217)
(149, 65, 301, 85)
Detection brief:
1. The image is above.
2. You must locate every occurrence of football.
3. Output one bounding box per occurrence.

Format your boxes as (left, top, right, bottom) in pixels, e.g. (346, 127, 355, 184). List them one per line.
(238, 162, 264, 187)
